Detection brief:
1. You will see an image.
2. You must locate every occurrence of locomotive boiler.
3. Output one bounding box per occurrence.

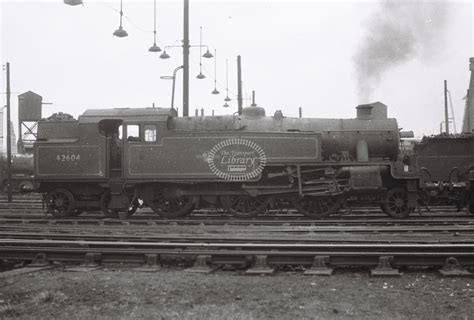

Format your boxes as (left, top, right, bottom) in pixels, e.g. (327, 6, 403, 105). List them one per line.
(33, 102, 419, 219)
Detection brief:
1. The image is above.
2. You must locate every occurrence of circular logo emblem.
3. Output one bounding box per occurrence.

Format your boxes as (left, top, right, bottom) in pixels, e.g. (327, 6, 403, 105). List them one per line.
(207, 138, 267, 181)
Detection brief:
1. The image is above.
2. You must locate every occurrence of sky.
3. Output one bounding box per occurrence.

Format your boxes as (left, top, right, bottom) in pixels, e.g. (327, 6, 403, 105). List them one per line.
(0, 0, 473, 137)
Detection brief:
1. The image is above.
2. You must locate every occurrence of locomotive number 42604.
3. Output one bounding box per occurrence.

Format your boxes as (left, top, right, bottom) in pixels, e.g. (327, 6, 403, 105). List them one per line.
(56, 154, 81, 162)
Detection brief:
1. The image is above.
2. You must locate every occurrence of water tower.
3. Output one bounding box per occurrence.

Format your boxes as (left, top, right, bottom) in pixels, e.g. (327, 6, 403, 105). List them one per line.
(17, 91, 42, 154)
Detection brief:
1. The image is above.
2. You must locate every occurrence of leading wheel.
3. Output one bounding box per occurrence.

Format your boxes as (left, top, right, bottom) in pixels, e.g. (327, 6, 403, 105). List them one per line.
(145, 188, 196, 218)
(291, 196, 342, 218)
(382, 187, 411, 219)
(221, 195, 270, 218)
(45, 188, 75, 218)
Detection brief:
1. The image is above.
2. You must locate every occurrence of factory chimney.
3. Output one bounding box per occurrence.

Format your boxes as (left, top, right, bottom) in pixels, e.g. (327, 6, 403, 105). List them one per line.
(461, 57, 474, 134)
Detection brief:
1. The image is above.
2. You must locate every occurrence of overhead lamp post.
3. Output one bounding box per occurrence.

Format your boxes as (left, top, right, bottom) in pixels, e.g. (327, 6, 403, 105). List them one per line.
(113, 0, 128, 37)
(149, 0, 161, 52)
(160, 65, 184, 112)
(196, 27, 206, 79)
(159, 13, 214, 116)
(222, 59, 231, 108)
(211, 49, 219, 95)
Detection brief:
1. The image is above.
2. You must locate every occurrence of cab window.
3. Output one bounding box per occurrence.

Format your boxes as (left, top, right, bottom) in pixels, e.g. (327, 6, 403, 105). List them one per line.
(126, 124, 140, 142)
(118, 125, 123, 140)
(144, 125, 157, 142)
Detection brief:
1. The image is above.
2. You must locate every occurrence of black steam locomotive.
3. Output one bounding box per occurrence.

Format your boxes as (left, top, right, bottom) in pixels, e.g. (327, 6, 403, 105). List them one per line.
(0, 155, 34, 194)
(32, 102, 474, 218)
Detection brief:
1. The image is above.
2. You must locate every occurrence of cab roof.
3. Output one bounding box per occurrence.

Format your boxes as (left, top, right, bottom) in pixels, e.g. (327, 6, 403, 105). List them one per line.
(78, 107, 177, 124)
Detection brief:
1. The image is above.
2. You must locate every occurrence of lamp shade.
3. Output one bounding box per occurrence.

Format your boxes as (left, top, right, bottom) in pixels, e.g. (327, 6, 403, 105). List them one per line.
(203, 49, 213, 58)
(149, 44, 161, 52)
(160, 51, 171, 59)
(113, 26, 128, 37)
(64, 0, 83, 5)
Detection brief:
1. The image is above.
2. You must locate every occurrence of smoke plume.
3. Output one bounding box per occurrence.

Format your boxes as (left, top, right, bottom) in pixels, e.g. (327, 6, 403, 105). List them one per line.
(354, 0, 449, 102)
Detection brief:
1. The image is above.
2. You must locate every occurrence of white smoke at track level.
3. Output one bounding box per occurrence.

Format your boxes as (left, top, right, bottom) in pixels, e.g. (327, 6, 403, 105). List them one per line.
(353, 0, 450, 103)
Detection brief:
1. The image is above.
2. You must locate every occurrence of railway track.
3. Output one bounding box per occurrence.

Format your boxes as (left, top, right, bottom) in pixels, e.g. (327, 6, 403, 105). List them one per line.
(1, 214, 473, 229)
(1, 237, 473, 275)
(1, 229, 473, 243)
(1, 196, 472, 275)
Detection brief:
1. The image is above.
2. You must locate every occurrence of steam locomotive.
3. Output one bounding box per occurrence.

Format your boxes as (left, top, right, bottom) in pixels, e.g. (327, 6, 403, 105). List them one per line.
(32, 102, 474, 218)
(0, 154, 34, 194)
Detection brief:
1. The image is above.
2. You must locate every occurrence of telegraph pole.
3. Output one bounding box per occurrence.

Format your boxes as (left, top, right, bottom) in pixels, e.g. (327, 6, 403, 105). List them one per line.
(6, 62, 12, 202)
(237, 55, 243, 115)
(182, 0, 190, 117)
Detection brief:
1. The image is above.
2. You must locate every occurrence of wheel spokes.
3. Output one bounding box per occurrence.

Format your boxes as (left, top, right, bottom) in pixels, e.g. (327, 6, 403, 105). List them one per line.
(222, 195, 269, 218)
(292, 196, 342, 218)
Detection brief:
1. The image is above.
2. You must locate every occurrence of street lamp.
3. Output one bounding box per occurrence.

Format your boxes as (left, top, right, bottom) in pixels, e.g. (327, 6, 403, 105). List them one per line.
(196, 26, 214, 79)
(113, 0, 128, 38)
(211, 49, 219, 95)
(223, 59, 231, 106)
(160, 66, 184, 112)
(148, 0, 161, 53)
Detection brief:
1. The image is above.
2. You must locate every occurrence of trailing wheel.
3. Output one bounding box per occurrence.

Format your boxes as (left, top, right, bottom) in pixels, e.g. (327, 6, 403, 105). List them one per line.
(145, 188, 196, 218)
(291, 196, 342, 218)
(382, 187, 411, 219)
(221, 195, 270, 218)
(45, 188, 75, 218)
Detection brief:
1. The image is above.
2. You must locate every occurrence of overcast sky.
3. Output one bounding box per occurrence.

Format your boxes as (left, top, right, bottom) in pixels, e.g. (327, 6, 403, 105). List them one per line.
(1, 0, 473, 137)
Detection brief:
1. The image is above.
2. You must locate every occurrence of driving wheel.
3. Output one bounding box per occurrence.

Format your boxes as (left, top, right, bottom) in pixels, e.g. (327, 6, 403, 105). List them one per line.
(145, 188, 196, 218)
(221, 195, 270, 218)
(291, 196, 342, 218)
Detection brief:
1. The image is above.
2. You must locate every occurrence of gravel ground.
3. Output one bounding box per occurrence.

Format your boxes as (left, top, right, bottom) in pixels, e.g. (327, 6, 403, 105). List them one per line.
(1, 267, 473, 320)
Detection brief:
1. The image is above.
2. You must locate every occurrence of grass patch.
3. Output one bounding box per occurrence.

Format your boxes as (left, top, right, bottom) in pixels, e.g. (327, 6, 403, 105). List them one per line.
(32, 290, 67, 305)
(0, 303, 21, 317)
(127, 303, 255, 320)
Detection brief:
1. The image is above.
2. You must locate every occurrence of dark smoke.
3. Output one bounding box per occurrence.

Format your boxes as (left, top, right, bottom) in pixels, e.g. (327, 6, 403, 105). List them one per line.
(354, 0, 449, 102)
